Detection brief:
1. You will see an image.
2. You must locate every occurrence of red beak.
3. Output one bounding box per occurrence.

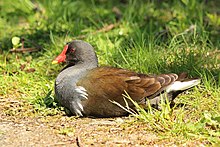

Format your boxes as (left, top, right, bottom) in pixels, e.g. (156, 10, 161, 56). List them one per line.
(52, 45, 68, 64)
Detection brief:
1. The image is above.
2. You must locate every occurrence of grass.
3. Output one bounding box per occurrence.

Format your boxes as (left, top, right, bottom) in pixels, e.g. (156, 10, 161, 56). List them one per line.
(0, 0, 219, 145)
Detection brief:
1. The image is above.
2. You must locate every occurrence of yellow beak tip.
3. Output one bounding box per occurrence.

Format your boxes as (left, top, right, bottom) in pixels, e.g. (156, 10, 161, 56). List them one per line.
(52, 60, 58, 64)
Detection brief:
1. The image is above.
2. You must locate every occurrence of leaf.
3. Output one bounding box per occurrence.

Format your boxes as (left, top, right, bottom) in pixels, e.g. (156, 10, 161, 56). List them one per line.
(212, 116, 220, 123)
(207, 13, 220, 26)
(181, 0, 189, 5)
(201, 112, 220, 128)
(44, 90, 57, 107)
(12, 37, 21, 46)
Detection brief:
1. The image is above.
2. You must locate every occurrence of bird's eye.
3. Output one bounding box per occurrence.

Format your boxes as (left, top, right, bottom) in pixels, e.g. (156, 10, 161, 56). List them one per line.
(70, 48, 75, 53)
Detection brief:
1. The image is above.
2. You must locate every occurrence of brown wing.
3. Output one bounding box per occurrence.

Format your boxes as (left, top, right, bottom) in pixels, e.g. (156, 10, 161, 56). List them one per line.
(76, 67, 181, 116)
(77, 67, 178, 102)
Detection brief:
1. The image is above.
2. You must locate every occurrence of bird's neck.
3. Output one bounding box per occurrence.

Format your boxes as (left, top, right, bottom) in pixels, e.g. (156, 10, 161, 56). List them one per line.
(56, 48, 98, 85)
(71, 46, 98, 70)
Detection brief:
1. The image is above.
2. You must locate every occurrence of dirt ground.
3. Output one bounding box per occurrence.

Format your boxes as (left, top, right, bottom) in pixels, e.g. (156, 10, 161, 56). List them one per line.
(0, 97, 205, 147)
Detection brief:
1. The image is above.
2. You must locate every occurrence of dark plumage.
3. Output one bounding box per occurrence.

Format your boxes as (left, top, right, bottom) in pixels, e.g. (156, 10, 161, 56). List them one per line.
(53, 40, 200, 117)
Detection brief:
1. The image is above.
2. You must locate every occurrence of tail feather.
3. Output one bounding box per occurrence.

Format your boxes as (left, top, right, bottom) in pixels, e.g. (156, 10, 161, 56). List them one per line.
(166, 78, 201, 92)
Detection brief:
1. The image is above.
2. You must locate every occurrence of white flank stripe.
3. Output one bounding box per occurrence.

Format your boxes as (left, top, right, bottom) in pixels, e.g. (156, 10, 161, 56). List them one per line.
(75, 108, 83, 116)
(77, 102, 84, 111)
(75, 86, 88, 100)
(80, 94, 88, 99)
(78, 86, 86, 91)
(75, 87, 88, 95)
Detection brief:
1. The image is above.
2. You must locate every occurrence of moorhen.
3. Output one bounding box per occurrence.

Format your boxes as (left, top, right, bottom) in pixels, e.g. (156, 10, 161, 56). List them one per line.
(52, 40, 200, 117)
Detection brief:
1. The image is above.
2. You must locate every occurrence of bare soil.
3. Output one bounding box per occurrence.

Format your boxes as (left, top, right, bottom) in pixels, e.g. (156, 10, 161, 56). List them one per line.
(0, 97, 204, 147)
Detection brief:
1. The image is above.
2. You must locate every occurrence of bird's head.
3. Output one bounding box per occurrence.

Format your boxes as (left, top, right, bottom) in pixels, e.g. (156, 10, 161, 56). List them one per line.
(52, 41, 81, 64)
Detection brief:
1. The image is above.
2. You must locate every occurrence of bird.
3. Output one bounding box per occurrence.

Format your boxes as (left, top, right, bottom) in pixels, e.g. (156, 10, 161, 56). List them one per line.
(52, 40, 200, 117)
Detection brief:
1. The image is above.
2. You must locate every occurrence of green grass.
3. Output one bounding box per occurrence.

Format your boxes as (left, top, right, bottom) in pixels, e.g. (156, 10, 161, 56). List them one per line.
(0, 0, 219, 145)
